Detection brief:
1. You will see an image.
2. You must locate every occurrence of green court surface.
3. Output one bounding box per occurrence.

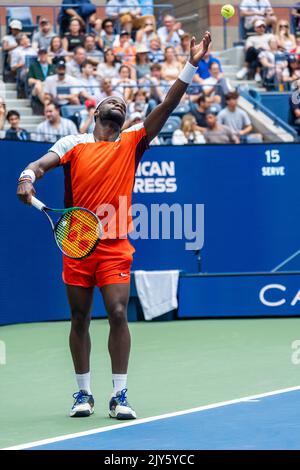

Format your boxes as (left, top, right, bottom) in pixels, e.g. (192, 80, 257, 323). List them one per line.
(1, 318, 300, 449)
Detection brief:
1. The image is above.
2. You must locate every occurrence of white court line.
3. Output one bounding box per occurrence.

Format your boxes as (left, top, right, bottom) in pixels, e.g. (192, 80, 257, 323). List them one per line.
(3, 384, 300, 450)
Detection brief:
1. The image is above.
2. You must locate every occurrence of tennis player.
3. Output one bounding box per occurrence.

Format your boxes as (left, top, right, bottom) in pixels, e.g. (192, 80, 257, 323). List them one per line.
(17, 31, 211, 420)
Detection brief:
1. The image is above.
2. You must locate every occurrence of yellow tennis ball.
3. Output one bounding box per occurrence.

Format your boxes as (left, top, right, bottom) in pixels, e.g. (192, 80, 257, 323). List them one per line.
(221, 4, 235, 19)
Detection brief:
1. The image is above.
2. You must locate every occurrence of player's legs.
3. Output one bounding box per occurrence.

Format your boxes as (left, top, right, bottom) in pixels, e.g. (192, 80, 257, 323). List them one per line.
(100, 283, 131, 374)
(67, 285, 95, 417)
(67, 285, 94, 374)
(101, 282, 136, 419)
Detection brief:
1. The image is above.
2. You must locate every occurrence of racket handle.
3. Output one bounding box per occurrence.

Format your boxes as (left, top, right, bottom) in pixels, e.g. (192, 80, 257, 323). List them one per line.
(31, 196, 46, 211)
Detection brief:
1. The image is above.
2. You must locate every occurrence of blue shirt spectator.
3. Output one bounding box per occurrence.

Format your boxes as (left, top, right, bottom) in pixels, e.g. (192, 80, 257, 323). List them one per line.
(196, 52, 223, 80)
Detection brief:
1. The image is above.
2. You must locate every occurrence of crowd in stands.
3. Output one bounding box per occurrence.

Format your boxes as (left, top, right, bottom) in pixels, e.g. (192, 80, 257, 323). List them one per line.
(1, 1, 300, 143)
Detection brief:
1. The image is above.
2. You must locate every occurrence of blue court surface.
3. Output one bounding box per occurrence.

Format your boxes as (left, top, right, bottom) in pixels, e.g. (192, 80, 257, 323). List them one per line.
(8, 386, 300, 450)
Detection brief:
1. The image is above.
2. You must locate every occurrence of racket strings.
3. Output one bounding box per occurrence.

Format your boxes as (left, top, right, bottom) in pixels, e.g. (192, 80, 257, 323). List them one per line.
(55, 209, 101, 259)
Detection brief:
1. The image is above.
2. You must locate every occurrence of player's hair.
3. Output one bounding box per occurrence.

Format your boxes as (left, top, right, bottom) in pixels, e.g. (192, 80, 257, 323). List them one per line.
(6, 109, 20, 120)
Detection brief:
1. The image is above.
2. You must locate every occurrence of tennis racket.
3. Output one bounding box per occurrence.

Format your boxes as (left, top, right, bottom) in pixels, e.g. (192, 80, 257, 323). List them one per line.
(31, 196, 102, 259)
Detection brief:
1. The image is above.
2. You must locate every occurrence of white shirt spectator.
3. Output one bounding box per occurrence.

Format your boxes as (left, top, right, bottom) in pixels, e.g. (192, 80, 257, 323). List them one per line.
(246, 33, 274, 50)
(66, 59, 82, 78)
(10, 46, 37, 68)
(96, 62, 120, 81)
(34, 117, 78, 142)
(44, 74, 82, 102)
(172, 129, 205, 145)
(241, 0, 272, 30)
(80, 76, 99, 96)
(157, 26, 184, 48)
(2, 34, 18, 49)
(106, 0, 141, 18)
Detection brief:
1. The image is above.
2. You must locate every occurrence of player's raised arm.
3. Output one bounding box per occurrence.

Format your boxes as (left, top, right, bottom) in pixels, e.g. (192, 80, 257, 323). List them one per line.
(144, 31, 211, 143)
(17, 151, 60, 205)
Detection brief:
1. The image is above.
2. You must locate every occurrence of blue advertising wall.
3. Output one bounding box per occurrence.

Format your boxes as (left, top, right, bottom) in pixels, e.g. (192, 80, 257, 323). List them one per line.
(1, 140, 300, 324)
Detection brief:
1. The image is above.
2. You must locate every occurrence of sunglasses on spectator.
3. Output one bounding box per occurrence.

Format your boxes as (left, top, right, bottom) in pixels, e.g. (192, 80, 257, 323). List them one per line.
(256, 25, 266, 29)
(145, 23, 153, 26)
(279, 24, 289, 28)
(105, 24, 113, 28)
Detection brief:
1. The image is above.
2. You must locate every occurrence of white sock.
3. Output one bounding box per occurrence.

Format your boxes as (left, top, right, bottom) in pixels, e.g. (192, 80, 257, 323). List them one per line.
(76, 372, 92, 395)
(112, 374, 127, 394)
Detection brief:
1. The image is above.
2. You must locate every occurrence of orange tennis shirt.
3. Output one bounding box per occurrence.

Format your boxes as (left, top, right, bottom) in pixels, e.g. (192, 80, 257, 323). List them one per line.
(49, 123, 149, 239)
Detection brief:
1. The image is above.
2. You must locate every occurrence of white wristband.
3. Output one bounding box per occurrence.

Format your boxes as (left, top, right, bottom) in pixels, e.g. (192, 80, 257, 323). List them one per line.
(19, 169, 36, 183)
(179, 61, 198, 84)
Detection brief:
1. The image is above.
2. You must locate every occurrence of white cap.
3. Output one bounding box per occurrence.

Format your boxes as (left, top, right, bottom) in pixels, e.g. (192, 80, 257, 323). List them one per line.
(9, 19, 23, 30)
(95, 95, 127, 112)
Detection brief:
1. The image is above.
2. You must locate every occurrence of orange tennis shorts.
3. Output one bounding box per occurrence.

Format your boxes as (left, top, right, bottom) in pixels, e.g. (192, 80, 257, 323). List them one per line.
(62, 238, 135, 288)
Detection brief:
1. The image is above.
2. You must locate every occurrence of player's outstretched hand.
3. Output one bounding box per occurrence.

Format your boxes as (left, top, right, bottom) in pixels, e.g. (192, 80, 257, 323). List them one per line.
(17, 181, 36, 205)
(189, 31, 212, 67)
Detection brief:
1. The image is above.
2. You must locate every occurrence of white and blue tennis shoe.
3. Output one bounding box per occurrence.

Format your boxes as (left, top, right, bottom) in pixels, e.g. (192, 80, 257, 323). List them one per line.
(109, 388, 136, 420)
(70, 390, 94, 417)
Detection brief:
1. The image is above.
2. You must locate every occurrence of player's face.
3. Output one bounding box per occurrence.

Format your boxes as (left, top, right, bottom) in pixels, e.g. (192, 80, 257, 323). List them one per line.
(97, 98, 127, 127)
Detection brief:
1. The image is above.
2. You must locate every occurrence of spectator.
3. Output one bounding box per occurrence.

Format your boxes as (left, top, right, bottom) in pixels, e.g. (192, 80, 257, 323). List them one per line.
(283, 55, 300, 87)
(127, 89, 149, 116)
(48, 36, 69, 61)
(195, 45, 223, 82)
(62, 17, 85, 52)
(28, 49, 55, 105)
(66, 46, 87, 78)
(98, 18, 118, 50)
(5, 110, 30, 141)
(139, 63, 169, 105)
(134, 44, 151, 79)
(124, 110, 161, 144)
(218, 91, 253, 141)
(177, 33, 191, 65)
(10, 34, 37, 75)
(157, 14, 184, 48)
(78, 61, 99, 99)
(172, 114, 205, 145)
(148, 36, 164, 63)
(84, 34, 104, 65)
(119, 13, 134, 37)
(2, 19, 22, 53)
(240, 0, 277, 32)
(44, 60, 81, 106)
(106, 0, 141, 22)
(58, 0, 96, 35)
(289, 32, 300, 55)
(112, 65, 137, 101)
(34, 101, 78, 142)
(10, 34, 37, 97)
(190, 94, 210, 130)
(79, 98, 96, 133)
(275, 20, 296, 52)
(204, 107, 239, 144)
(96, 78, 122, 102)
(0, 98, 6, 132)
(292, 3, 300, 33)
(135, 17, 157, 47)
(113, 30, 136, 66)
(236, 19, 274, 82)
(96, 48, 120, 81)
(161, 46, 182, 84)
(289, 79, 300, 125)
(259, 37, 288, 88)
(32, 18, 55, 51)
(202, 62, 232, 106)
